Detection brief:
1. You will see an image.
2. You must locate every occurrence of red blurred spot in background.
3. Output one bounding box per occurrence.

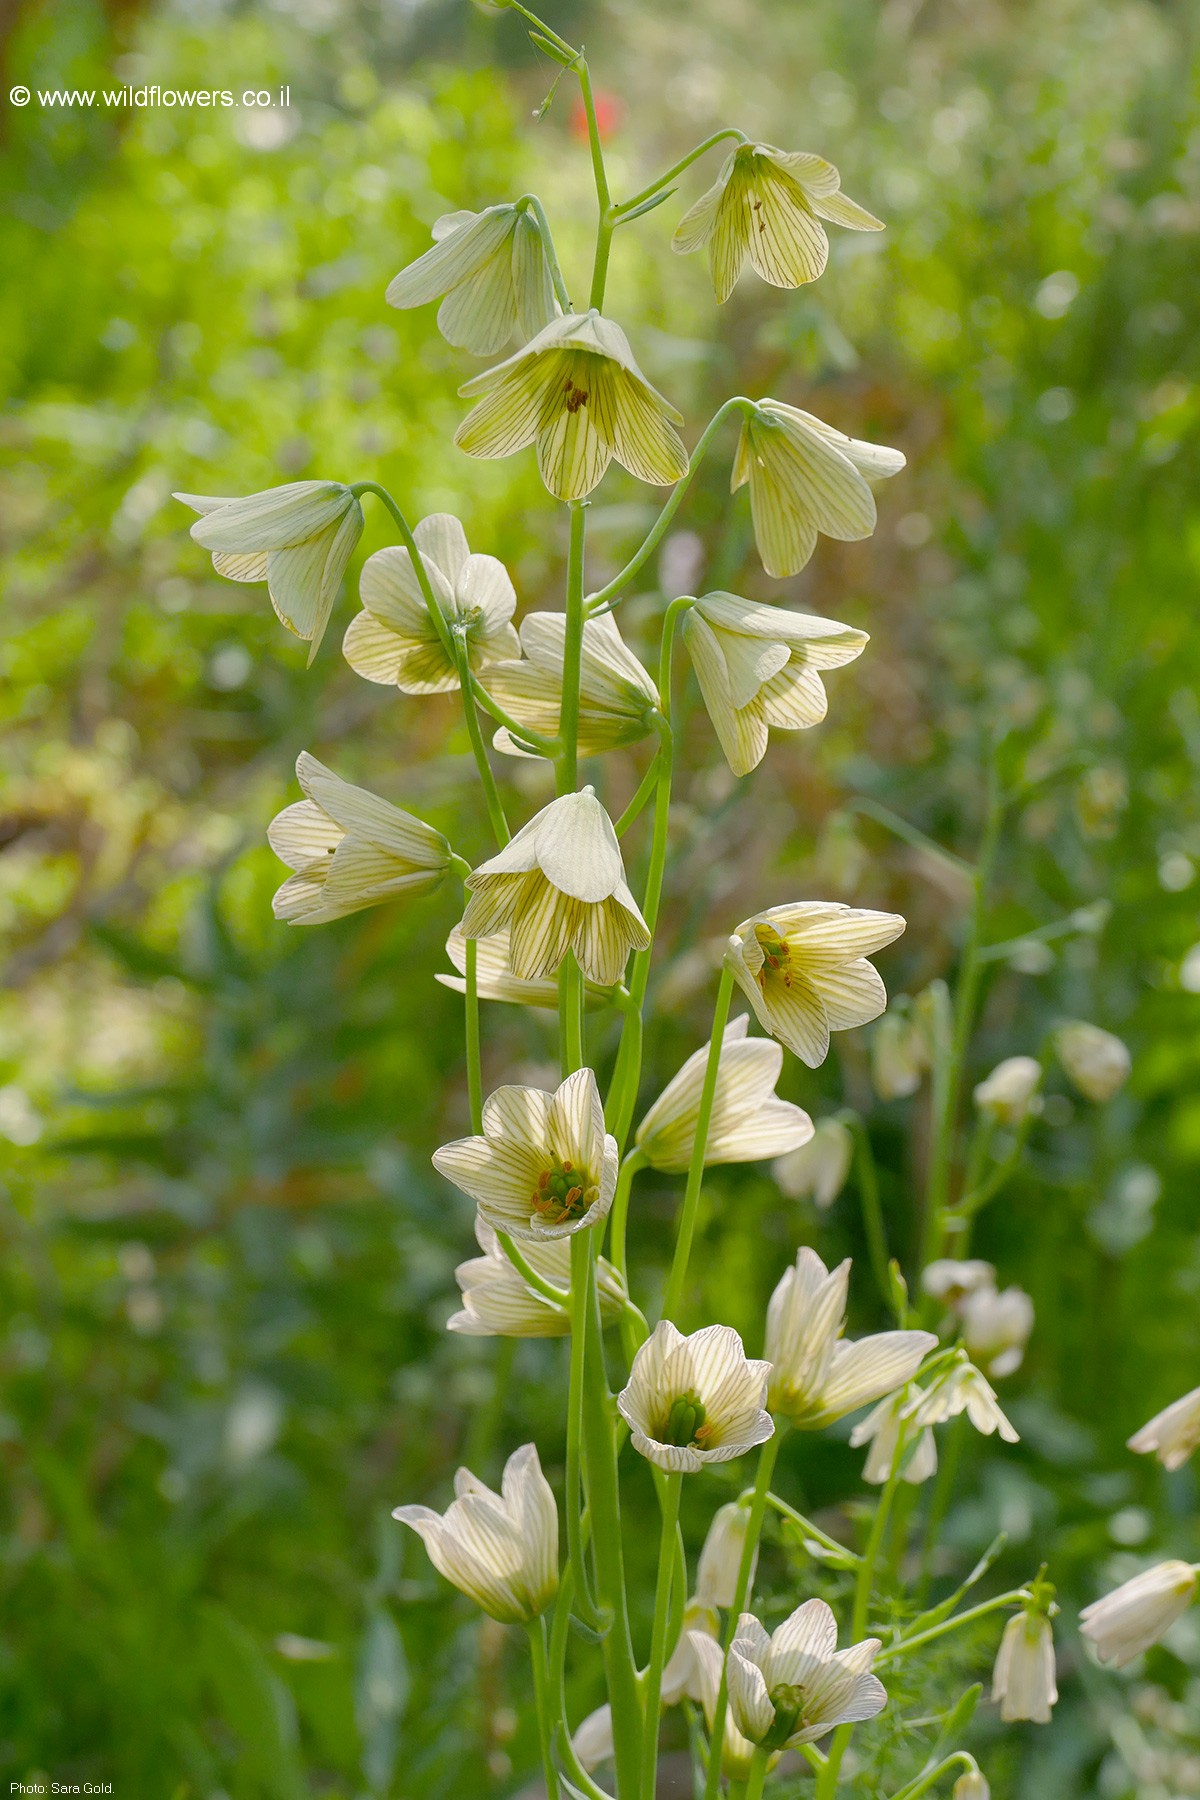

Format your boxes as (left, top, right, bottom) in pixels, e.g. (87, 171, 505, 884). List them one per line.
(570, 90, 624, 142)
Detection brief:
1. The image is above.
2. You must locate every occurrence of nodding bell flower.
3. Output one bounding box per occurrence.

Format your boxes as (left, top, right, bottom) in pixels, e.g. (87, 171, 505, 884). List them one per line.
(385, 203, 557, 356)
(992, 1609, 1057, 1723)
(662, 1598, 721, 1705)
(682, 594, 867, 777)
(953, 1769, 990, 1800)
(696, 1501, 759, 1610)
(635, 1014, 814, 1174)
(392, 1442, 557, 1624)
(1128, 1383, 1200, 1472)
(176, 482, 364, 661)
(922, 1259, 996, 1309)
(461, 787, 650, 987)
(725, 1601, 887, 1750)
(432, 1067, 617, 1241)
(731, 400, 905, 579)
(688, 1632, 760, 1779)
(617, 1320, 774, 1474)
(907, 1355, 1020, 1443)
(267, 753, 451, 925)
(849, 1386, 938, 1486)
(773, 1117, 854, 1210)
(1080, 1561, 1199, 1668)
(486, 610, 659, 758)
(446, 1218, 624, 1338)
(726, 902, 906, 1069)
(974, 1055, 1043, 1127)
(672, 141, 883, 302)
(571, 1704, 615, 1773)
(870, 1007, 930, 1101)
(455, 310, 689, 501)
(1055, 1021, 1132, 1103)
(960, 1284, 1035, 1380)
(344, 514, 518, 693)
(437, 924, 562, 1009)
(765, 1248, 936, 1429)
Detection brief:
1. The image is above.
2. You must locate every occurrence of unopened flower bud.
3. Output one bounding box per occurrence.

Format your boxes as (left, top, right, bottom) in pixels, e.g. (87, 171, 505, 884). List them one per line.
(974, 1056, 1042, 1126)
(1055, 1021, 1131, 1103)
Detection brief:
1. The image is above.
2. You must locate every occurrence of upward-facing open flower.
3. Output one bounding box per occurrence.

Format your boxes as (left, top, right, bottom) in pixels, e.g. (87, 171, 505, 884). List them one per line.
(344, 514, 518, 693)
(1080, 1562, 1199, 1668)
(447, 1218, 624, 1337)
(849, 1386, 938, 1486)
(773, 1117, 854, 1210)
(176, 482, 364, 661)
(487, 611, 659, 758)
(673, 142, 883, 302)
(461, 787, 650, 986)
(385, 204, 557, 356)
(455, 310, 689, 501)
(765, 1248, 936, 1428)
(960, 1285, 1035, 1379)
(617, 1321, 774, 1473)
(433, 1067, 617, 1241)
(635, 1014, 813, 1174)
(992, 1610, 1057, 1723)
(682, 594, 867, 777)
(726, 1601, 887, 1750)
(267, 753, 451, 924)
(1055, 1021, 1132, 1103)
(1128, 1384, 1200, 1471)
(907, 1356, 1019, 1443)
(727, 902, 906, 1068)
(731, 401, 905, 579)
(392, 1442, 556, 1623)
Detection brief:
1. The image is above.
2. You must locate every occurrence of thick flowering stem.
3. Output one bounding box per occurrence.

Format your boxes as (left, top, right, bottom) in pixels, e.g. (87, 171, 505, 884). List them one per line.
(586, 400, 751, 617)
(609, 1148, 646, 1358)
(527, 1615, 562, 1800)
(614, 128, 747, 216)
(558, 502, 589, 797)
(568, 1232, 604, 1631)
(743, 1746, 770, 1800)
(640, 1470, 683, 1800)
(573, 55, 614, 308)
(703, 1426, 784, 1800)
(662, 959, 735, 1322)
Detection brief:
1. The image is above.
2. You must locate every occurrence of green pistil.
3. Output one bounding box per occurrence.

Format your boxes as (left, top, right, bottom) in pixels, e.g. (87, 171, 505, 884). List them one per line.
(762, 1683, 806, 1751)
(531, 1157, 588, 1224)
(662, 1390, 709, 1448)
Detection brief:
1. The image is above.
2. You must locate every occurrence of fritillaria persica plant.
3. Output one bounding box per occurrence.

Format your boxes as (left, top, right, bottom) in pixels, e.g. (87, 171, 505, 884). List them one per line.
(176, 6, 1191, 1796)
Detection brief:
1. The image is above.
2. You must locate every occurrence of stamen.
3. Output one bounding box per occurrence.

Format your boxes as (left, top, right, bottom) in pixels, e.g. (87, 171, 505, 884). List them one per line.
(563, 378, 589, 414)
(529, 1156, 592, 1225)
(753, 922, 793, 989)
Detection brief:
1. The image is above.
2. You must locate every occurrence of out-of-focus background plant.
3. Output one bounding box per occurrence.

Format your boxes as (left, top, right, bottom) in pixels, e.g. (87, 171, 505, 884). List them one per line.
(2, 0, 1199, 1794)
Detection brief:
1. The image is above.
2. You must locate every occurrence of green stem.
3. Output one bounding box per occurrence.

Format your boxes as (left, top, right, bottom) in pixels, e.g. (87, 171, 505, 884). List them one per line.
(586, 400, 750, 617)
(616, 750, 664, 837)
(888, 1753, 979, 1800)
(703, 1428, 784, 1800)
(615, 129, 746, 214)
(877, 1590, 1027, 1665)
(574, 55, 614, 307)
(847, 1112, 893, 1320)
(520, 191, 573, 311)
(497, 1232, 569, 1310)
(469, 670, 558, 752)
(567, 1233, 603, 1630)
(661, 961, 735, 1322)
(917, 1412, 966, 1602)
(349, 479, 453, 653)
(609, 1149, 645, 1320)
(527, 1616, 561, 1800)
(465, 936, 483, 1134)
(743, 1746, 770, 1800)
(560, 954, 585, 1078)
(453, 633, 510, 846)
(761, 1491, 860, 1568)
(640, 1472, 683, 1800)
(558, 502, 588, 796)
(507, 0, 578, 59)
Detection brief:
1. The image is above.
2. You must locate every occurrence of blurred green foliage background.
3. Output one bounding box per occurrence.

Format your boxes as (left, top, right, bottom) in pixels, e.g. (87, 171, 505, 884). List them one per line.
(2, 0, 1200, 1794)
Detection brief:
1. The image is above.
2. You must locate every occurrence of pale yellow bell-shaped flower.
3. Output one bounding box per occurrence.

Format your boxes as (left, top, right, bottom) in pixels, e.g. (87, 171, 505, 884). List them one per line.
(991, 1611, 1057, 1723)
(1128, 1384, 1200, 1472)
(765, 1247, 935, 1428)
(921, 1259, 996, 1308)
(437, 924, 562, 1008)
(176, 482, 364, 661)
(386, 204, 557, 356)
(682, 594, 867, 777)
(731, 400, 905, 578)
(455, 310, 689, 501)
(392, 1442, 557, 1624)
(726, 902, 906, 1068)
(344, 513, 518, 693)
(267, 753, 451, 925)
(673, 142, 883, 302)
(696, 1501, 758, 1610)
(953, 1768, 990, 1799)
(773, 1117, 854, 1210)
(635, 1014, 814, 1174)
(960, 1285, 1034, 1379)
(446, 1218, 624, 1338)
(870, 1008, 930, 1100)
(849, 1386, 938, 1486)
(433, 1067, 617, 1241)
(462, 787, 650, 987)
(687, 1631, 764, 1779)
(974, 1055, 1043, 1126)
(1080, 1561, 1199, 1668)
(906, 1355, 1019, 1443)
(617, 1320, 774, 1474)
(726, 1602, 887, 1750)
(1055, 1021, 1131, 1103)
(662, 1599, 720, 1705)
(487, 611, 659, 758)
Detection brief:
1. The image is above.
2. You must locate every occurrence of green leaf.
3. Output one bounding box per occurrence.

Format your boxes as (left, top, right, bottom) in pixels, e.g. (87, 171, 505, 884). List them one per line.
(199, 1603, 309, 1800)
